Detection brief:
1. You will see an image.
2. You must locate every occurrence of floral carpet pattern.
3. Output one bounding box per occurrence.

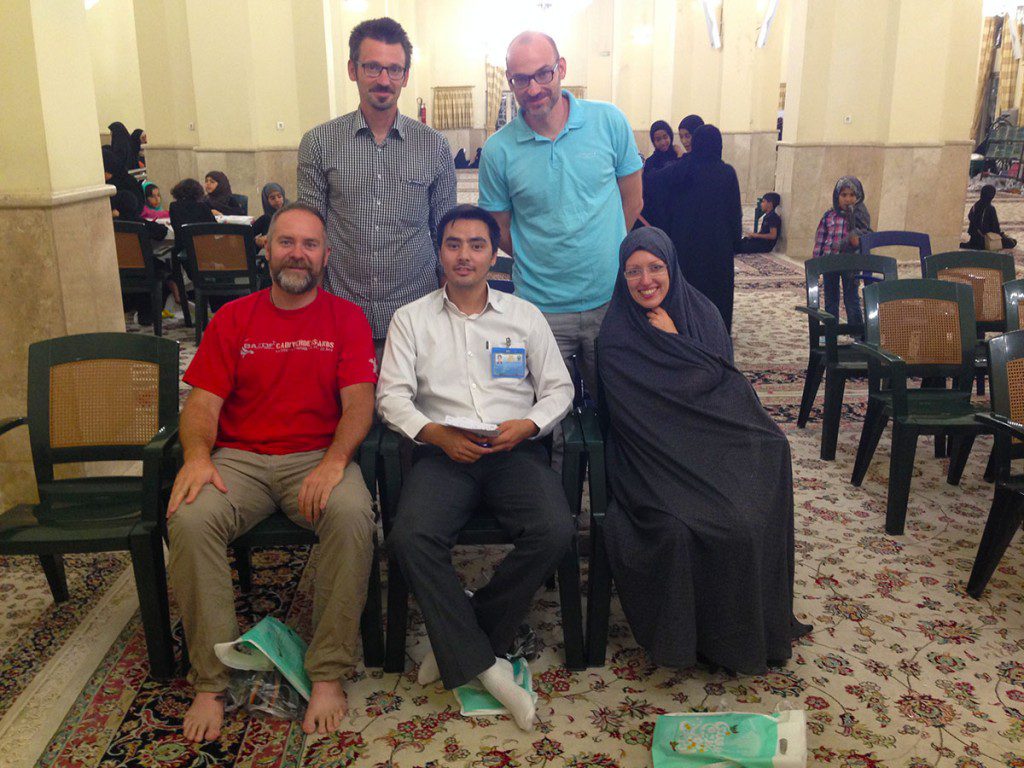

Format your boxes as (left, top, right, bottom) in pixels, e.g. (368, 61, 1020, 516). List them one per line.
(5, 194, 1024, 766)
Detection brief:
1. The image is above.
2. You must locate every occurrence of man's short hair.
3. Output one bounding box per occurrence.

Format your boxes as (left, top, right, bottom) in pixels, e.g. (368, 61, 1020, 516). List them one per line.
(436, 204, 501, 253)
(763, 192, 781, 208)
(349, 17, 413, 69)
(267, 201, 328, 241)
(506, 31, 560, 62)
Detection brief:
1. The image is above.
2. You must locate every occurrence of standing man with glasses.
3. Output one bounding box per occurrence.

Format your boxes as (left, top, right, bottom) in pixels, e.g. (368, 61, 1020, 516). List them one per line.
(478, 31, 643, 402)
(299, 17, 457, 360)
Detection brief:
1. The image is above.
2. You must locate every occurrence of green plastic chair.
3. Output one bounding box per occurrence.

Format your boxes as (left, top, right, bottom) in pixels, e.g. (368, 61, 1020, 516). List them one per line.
(969, 329, 1024, 597)
(795, 254, 898, 460)
(113, 220, 168, 337)
(850, 279, 994, 535)
(923, 250, 1017, 396)
(0, 333, 180, 679)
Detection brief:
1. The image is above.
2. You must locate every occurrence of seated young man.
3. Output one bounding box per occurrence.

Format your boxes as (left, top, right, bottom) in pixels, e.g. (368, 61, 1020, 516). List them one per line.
(737, 192, 782, 254)
(166, 202, 377, 742)
(376, 204, 575, 732)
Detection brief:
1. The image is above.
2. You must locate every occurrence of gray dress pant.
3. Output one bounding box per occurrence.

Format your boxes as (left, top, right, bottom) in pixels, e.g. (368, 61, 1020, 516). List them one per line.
(387, 442, 575, 689)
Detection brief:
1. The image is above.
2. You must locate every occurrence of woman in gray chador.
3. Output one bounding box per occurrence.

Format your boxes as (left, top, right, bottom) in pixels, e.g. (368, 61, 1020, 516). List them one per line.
(597, 227, 811, 674)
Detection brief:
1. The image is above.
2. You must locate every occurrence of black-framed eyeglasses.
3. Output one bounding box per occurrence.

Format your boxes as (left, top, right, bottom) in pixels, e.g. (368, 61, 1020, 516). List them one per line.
(359, 62, 407, 80)
(508, 62, 559, 89)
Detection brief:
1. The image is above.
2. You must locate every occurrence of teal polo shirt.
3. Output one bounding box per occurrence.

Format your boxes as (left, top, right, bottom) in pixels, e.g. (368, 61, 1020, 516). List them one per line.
(478, 92, 642, 313)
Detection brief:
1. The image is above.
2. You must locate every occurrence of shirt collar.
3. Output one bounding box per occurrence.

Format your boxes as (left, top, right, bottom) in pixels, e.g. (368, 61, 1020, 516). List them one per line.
(351, 108, 407, 140)
(514, 89, 584, 143)
(437, 284, 507, 315)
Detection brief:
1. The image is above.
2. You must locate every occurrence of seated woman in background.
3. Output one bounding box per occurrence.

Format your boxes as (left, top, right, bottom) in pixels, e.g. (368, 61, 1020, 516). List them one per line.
(252, 182, 288, 248)
(962, 184, 1017, 250)
(203, 170, 243, 216)
(131, 128, 147, 168)
(169, 178, 216, 258)
(141, 182, 171, 222)
(102, 146, 144, 208)
(111, 189, 178, 323)
(597, 226, 811, 675)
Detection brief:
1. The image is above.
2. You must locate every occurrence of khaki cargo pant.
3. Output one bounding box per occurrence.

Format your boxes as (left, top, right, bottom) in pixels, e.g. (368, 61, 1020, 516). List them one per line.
(167, 447, 374, 692)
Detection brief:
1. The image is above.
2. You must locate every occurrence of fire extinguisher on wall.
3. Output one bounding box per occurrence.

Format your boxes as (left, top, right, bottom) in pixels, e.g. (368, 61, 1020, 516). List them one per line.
(417, 97, 427, 124)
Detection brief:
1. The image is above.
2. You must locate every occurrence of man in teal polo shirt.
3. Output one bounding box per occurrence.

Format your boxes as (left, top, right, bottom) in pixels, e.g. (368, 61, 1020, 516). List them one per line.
(478, 31, 643, 400)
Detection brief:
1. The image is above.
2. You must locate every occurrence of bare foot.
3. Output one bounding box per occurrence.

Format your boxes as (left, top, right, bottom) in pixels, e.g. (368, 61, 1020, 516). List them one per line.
(183, 691, 224, 743)
(303, 680, 348, 735)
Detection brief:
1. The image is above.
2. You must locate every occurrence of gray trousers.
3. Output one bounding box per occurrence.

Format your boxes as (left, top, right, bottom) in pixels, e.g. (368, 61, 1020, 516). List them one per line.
(542, 301, 608, 403)
(387, 443, 575, 689)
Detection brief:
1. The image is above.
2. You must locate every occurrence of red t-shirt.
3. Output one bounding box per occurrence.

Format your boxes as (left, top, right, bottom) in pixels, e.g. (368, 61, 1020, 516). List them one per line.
(184, 289, 377, 454)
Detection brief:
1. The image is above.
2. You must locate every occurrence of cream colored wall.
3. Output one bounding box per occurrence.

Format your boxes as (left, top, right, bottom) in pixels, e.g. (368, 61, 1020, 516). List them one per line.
(248, 0, 303, 147)
(1, 0, 52, 195)
(671, 0, 722, 124)
(29, 0, 105, 191)
(86, 0, 145, 131)
(291, 0, 333, 131)
(185, 2, 256, 149)
(134, 0, 198, 148)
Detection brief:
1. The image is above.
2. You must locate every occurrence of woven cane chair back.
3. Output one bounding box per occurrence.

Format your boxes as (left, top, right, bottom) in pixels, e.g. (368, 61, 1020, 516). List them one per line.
(878, 298, 962, 366)
(192, 232, 249, 271)
(937, 267, 1005, 323)
(114, 230, 146, 269)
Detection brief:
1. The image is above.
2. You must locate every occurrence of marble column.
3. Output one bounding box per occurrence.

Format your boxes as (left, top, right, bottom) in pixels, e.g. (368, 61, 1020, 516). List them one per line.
(0, 0, 125, 506)
(776, 0, 982, 260)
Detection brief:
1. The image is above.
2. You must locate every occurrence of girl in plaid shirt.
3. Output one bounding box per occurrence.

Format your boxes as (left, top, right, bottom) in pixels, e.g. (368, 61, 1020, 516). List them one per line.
(813, 176, 872, 324)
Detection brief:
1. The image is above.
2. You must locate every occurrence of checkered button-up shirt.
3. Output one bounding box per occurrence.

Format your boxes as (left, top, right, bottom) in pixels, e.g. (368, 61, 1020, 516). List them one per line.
(812, 209, 850, 260)
(298, 110, 457, 339)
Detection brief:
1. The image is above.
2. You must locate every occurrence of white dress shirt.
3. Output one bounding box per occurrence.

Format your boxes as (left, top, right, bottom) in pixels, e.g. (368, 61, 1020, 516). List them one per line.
(377, 286, 574, 441)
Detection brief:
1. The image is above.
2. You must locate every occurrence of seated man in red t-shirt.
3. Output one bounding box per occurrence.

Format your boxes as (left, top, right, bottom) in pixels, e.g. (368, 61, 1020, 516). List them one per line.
(166, 202, 377, 743)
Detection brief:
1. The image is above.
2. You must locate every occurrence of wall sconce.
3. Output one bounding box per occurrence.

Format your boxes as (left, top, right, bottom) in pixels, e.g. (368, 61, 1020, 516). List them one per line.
(701, 0, 722, 49)
(756, 0, 779, 48)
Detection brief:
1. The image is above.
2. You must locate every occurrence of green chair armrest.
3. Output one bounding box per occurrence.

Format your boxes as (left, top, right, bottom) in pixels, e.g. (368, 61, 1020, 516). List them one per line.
(378, 427, 404, 535)
(357, 423, 382, 496)
(141, 423, 180, 525)
(559, 410, 584, 518)
(0, 417, 27, 438)
(794, 305, 837, 324)
(850, 341, 908, 416)
(577, 407, 608, 525)
(976, 412, 1024, 440)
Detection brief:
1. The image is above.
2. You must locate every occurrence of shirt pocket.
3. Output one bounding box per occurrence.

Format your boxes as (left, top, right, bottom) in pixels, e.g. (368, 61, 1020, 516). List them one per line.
(395, 175, 430, 226)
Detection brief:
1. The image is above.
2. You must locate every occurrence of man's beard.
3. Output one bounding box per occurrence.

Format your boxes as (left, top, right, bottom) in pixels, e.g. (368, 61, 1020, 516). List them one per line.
(271, 261, 320, 294)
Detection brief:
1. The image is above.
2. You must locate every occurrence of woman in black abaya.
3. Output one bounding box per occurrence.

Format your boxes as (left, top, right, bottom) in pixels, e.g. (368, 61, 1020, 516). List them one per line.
(658, 124, 742, 332)
(597, 227, 810, 674)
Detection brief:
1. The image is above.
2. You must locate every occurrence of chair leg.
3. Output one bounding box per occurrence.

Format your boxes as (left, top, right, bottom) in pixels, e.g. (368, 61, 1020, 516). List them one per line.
(967, 487, 1024, 598)
(976, 371, 986, 397)
(797, 353, 824, 428)
(360, 540, 385, 668)
(984, 445, 996, 483)
(885, 424, 919, 536)
(171, 257, 193, 327)
(38, 554, 69, 603)
(947, 434, 977, 486)
(934, 433, 948, 459)
(384, 555, 410, 673)
(556, 538, 585, 671)
(235, 547, 253, 593)
(129, 530, 176, 680)
(151, 285, 163, 337)
(820, 368, 847, 461)
(195, 293, 208, 345)
(585, 519, 613, 667)
(851, 400, 888, 486)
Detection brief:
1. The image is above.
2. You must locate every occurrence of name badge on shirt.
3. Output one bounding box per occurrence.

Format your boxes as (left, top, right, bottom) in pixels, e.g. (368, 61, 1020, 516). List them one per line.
(491, 347, 527, 379)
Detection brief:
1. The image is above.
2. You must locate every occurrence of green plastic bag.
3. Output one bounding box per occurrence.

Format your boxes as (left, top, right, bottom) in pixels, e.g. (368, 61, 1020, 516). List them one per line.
(651, 710, 806, 767)
(214, 616, 312, 701)
(452, 657, 536, 716)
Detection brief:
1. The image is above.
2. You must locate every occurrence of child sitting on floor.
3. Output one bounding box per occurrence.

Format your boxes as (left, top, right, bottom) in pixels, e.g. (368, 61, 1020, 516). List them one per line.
(737, 192, 781, 253)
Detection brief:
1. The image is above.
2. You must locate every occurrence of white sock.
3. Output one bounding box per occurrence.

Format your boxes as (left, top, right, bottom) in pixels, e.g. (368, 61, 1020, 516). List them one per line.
(417, 648, 440, 686)
(478, 657, 535, 731)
